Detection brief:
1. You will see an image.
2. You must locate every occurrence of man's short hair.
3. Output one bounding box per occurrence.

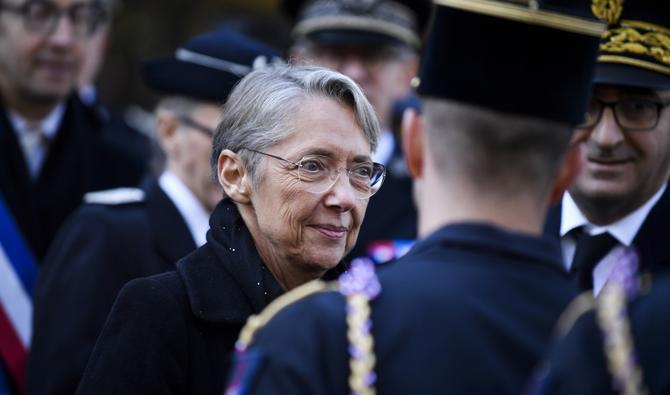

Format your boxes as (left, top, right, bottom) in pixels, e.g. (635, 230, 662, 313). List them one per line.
(424, 98, 573, 200)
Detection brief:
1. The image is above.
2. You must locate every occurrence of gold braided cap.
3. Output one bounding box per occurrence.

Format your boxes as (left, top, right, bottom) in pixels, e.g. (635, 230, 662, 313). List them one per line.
(597, 19, 670, 76)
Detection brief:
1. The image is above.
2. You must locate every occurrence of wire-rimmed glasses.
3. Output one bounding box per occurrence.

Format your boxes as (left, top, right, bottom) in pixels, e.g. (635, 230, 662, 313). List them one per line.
(243, 148, 386, 199)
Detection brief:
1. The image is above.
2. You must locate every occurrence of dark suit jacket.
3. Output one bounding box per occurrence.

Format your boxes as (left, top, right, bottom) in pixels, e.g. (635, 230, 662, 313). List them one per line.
(25, 180, 197, 395)
(76, 198, 347, 395)
(244, 223, 578, 394)
(544, 185, 670, 274)
(0, 94, 147, 260)
(348, 143, 417, 260)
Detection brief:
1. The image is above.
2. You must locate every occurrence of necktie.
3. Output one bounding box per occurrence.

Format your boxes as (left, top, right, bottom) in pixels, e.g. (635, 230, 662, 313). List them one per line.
(570, 228, 618, 291)
(18, 125, 49, 178)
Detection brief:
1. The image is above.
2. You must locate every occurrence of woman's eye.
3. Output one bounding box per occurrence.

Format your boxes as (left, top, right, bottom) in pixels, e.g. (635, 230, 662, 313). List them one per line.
(301, 159, 324, 173)
(352, 165, 372, 178)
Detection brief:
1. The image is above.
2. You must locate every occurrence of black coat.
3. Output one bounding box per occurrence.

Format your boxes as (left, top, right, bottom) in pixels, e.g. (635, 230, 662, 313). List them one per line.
(348, 144, 417, 261)
(0, 95, 147, 260)
(240, 223, 579, 394)
(25, 179, 197, 395)
(537, 272, 670, 395)
(76, 198, 346, 395)
(544, 185, 670, 275)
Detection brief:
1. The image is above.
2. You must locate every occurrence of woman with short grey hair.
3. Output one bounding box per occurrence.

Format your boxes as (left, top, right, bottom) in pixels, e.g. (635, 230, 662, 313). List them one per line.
(78, 64, 386, 394)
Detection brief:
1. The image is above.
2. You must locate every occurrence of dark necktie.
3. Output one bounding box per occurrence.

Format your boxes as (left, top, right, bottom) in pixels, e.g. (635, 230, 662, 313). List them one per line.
(570, 229, 618, 291)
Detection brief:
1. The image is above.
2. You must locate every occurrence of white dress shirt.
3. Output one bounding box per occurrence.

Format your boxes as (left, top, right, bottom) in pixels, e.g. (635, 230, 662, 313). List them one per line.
(9, 104, 65, 178)
(560, 184, 666, 294)
(159, 171, 210, 247)
(372, 129, 395, 167)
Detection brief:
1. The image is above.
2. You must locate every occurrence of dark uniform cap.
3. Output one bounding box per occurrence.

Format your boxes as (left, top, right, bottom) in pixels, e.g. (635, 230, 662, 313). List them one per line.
(282, 0, 433, 49)
(141, 28, 281, 104)
(591, 0, 670, 89)
(418, 0, 605, 125)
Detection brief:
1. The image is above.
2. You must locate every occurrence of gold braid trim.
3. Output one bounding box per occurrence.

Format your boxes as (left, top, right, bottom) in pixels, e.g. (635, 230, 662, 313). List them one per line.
(596, 283, 648, 395)
(434, 0, 605, 37)
(236, 280, 339, 350)
(599, 20, 670, 75)
(346, 293, 376, 395)
(553, 291, 596, 338)
(591, 0, 623, 25)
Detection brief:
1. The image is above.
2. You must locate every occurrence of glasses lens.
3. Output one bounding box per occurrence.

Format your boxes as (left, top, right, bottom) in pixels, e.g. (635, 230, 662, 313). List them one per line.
(24, 1, 56, 33)
(577, 100, 601, 129)
(616, 99, 658, 130)
(296, 157, 386, 198)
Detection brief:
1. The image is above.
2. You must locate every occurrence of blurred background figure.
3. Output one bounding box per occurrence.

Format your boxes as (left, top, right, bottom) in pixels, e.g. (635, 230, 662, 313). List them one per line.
(282, 0, 432, 263)
(24, 28, 280, 395)
(0, 0, 145, 393)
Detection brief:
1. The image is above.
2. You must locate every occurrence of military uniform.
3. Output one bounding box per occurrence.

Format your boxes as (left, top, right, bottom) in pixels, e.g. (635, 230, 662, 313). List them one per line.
(25, 180, 197, 395)
(231, 224, 579, 394)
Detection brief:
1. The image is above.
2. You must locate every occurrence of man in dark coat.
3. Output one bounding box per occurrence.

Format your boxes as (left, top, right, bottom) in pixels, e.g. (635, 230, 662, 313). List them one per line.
(544, 0, 670, 294)
(224, 1, 604, 394)
(282, 0, 430, 262)
(25, 28, 280, 395)
(0, 0, 147, 262)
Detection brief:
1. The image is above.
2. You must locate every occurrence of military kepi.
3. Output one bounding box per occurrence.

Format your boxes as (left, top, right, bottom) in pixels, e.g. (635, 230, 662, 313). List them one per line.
(282, 0, 433, 49)
(592, 0, 670, 89)
(418, 0, 605, 125)
(141, 28, 281, 103)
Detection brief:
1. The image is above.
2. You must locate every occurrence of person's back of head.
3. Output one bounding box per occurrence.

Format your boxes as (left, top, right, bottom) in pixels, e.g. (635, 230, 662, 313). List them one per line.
(405, 0, 605, 236)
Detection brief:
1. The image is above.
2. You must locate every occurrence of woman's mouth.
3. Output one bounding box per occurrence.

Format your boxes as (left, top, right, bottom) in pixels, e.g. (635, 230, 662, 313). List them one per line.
(310, 225, 348, 239)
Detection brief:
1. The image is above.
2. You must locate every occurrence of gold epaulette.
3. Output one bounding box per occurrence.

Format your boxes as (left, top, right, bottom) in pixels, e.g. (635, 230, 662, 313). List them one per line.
(235, 279, 339, 352)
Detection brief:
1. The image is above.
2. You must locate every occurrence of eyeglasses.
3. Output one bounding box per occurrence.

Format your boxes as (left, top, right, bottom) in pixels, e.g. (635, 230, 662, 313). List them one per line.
(177, 115, 216, 137)
(0, 0, 108, 37)
(243, 148, 386, 199)
(578, 98, 670, 131)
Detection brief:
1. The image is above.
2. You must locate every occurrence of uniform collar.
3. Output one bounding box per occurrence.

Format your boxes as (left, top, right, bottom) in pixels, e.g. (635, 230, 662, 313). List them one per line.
(159, 170, 211, 247)
(561, 184, 667, 246)
(412, 222, 564, 270)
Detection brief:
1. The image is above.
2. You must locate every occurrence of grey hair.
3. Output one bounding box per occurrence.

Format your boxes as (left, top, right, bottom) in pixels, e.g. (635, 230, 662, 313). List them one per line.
(211, 63, 380, 183)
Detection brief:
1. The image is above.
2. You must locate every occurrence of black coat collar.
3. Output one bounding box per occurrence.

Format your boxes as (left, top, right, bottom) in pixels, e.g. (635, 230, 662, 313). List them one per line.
(177, 198, 349, 324)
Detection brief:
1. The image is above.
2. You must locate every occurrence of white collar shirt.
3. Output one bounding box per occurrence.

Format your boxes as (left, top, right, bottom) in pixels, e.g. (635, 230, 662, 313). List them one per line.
(9, 104, 65, 177)
(560, 183, 666, 294)
(159, 170, 211, 247)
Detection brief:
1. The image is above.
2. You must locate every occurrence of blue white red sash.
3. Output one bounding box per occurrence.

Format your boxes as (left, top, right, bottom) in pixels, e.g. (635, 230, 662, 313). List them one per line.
(0, 195, 38, 394)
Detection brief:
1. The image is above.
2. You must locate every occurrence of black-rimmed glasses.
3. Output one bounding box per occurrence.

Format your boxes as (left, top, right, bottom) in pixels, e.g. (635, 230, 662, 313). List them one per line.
(0, 0, 108, 37)
(243, 148, 386, 199)
(578, 98, 670, 131)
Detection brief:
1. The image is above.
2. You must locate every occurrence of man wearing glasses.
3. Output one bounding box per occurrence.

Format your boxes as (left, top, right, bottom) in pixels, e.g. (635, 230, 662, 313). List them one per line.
(545, 0, 670, 294)
(24, 28, 279, 395)
(0, 0, 147, 261)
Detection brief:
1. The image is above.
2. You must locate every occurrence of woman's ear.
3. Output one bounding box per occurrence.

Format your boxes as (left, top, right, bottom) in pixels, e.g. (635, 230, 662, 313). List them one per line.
(401, 108, 424, 178)
(217, 149, 252, 203)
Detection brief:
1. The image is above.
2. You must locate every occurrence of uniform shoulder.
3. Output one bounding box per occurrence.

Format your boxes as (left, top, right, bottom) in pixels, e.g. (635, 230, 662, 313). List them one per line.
(83, 187, 145, 206)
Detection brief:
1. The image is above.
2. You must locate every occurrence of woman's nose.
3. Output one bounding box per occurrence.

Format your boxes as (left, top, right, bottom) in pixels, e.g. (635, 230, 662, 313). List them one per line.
(323, 170, 357, 212)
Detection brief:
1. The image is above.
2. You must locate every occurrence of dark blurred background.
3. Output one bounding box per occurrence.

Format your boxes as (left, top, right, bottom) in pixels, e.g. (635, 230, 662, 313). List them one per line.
(99, 0, 291, 112)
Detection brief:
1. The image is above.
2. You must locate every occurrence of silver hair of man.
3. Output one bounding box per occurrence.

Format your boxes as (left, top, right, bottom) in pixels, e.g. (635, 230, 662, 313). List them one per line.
(210, 63, 380, 184)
